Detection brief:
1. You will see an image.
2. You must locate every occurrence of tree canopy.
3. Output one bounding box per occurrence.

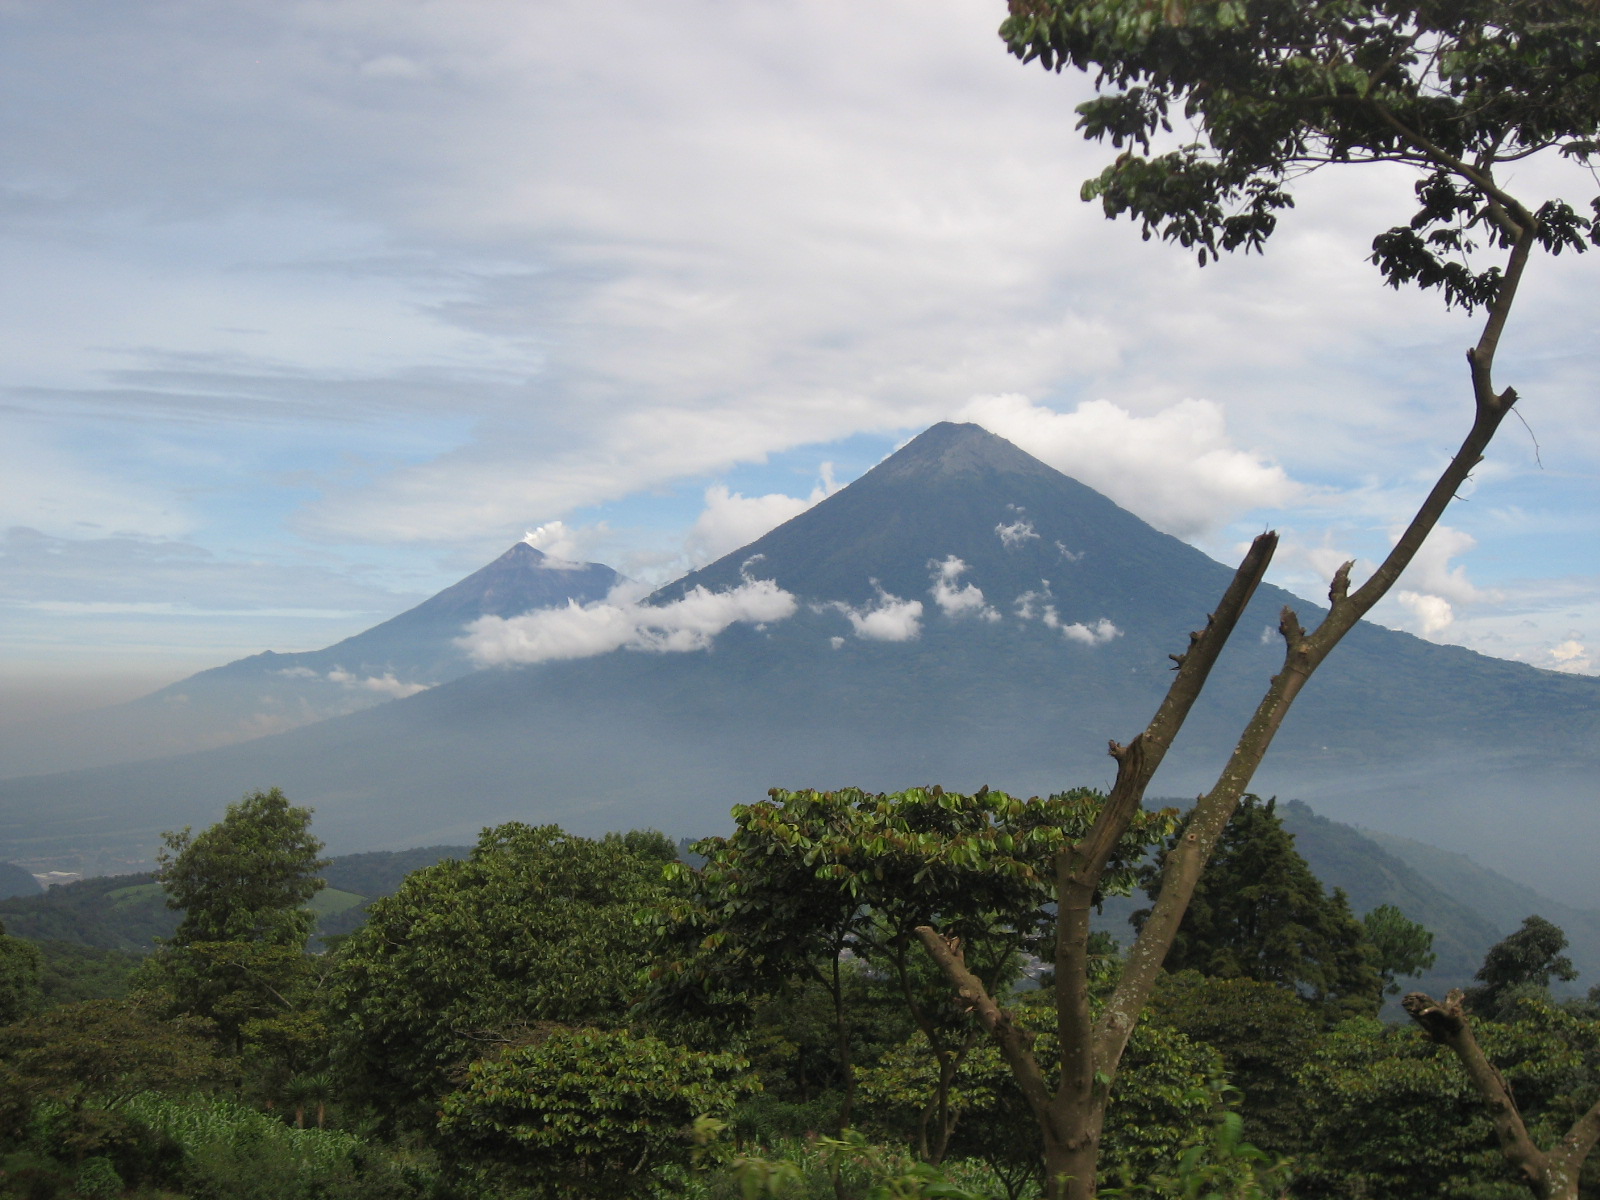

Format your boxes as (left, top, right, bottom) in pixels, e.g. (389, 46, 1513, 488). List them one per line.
(158, 787, 326, 948)
(1465, 914, 1580, 1021)
(326, 823, 676, 1128)
(1001, 0, 1600, 286)
(1137, 796, 1383, 1021)
(1364, 903, 1438, 996)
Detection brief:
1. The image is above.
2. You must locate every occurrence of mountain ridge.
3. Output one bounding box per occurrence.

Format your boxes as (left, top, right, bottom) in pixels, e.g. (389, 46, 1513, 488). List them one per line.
(0, 423, 1594, 903)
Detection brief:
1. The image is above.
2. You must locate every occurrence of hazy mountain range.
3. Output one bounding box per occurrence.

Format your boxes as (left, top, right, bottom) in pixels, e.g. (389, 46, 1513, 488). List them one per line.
(0, 543, 622, 777)
(0, 423, 1595, 908)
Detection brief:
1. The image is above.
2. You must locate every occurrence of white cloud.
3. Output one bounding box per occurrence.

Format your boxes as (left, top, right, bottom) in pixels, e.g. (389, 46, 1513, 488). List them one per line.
(464, 575, 798, 665)
(1397, 523, 1489, 606)
(1061, 618, 1121, 646)
(325, 668, 431, 699)
(928, 556, 998, 620)
(522, 521, 600, 568)
(961, 394, 1300, 538)
(686, 468, 836, 565)
(274, 664, 431, 698)
(1397, 591, 1455, 636)
(1014, 586, 1055, 625)
(1013, 584, 1117, 645)
(996, 519, 1039, 548)
(1548, 640, 1593, 673)
(826, 587, 924, 643)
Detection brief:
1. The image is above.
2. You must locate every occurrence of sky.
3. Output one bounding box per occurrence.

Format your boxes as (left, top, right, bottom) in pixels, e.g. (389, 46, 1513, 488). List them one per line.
(2, 0, 1597, 729)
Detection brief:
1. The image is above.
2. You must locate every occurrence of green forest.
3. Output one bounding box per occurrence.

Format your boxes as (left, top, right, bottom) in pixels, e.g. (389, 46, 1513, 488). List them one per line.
(0, 785, 1595, 1200)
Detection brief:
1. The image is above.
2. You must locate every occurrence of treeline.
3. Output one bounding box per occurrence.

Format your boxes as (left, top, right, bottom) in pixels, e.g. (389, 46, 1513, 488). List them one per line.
(0, 786, 1595, 1199)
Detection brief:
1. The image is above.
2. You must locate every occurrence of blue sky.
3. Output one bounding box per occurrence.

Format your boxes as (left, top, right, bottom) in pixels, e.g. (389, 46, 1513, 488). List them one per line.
(2, 0, 1596, 728)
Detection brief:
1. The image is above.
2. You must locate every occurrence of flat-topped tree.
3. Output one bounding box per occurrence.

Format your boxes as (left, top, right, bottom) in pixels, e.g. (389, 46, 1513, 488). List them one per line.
(911, 4, 1600, 1197)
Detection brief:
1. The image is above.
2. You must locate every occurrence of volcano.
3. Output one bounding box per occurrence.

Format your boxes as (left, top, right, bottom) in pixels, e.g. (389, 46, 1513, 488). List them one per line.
(2, 423, 1595, 899)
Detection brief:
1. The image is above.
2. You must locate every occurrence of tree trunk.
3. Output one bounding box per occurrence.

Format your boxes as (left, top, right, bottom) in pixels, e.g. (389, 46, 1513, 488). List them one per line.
(1042, 1129, 1101, 1200)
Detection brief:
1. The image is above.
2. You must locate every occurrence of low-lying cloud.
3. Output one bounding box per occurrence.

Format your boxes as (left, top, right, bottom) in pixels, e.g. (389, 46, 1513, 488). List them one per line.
(274, 666, 431, 699)
(1060, 618, 1121, 646)
(996, 518, 1039, 548)
(1014, 584, 1120, 646)
(929, 556, 998, 621)
(326, 669, 431, 699)
(464, 575, 798, 665)
(825, 587, 924, 643)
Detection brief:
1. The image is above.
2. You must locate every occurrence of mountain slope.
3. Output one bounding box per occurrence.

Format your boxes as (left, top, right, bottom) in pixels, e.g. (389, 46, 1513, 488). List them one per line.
(0, 423, 1595, 900)
(0, 543, 622, 778)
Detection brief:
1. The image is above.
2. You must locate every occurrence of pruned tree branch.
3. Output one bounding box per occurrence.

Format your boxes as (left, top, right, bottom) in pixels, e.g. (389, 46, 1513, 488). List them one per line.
(1403, 990, 1550, 1195)
(912, 925, 1057, 1134)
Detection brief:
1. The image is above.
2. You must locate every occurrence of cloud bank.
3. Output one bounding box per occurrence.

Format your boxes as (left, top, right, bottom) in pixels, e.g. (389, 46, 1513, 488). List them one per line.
(464, 576, 798, 665)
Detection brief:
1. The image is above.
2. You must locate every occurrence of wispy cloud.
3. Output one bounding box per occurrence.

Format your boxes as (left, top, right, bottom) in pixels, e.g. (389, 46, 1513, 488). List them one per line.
(1013, 582, 1119, 646)
(325, 668, 431, 699)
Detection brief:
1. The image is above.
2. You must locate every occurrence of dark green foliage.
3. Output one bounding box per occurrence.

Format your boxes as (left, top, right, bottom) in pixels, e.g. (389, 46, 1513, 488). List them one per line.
(1465, 914, 1580, 1020)
(0, 925, 43, 1025)
(854, 989, 1271, 1198)
(0, 997, 222, 1109)
(438, 1025, 752, 1198)
(1001, 0, 1600, 286)
(1296, 999, 1600, 1199)
(1137, 796, 1383, 1020)
(1363, 904, 1437, 996)
(0, 873, 178, 953)
(146, 790, 329, 1069)
(1145, 971, 1321, 1159)
(33, 941, 138, 1007)
(159, 788, 327, 948)
(326, 823, 671, 1129)
(659, 785, 1176, 1138)
(664, 785, 1170, 1003)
